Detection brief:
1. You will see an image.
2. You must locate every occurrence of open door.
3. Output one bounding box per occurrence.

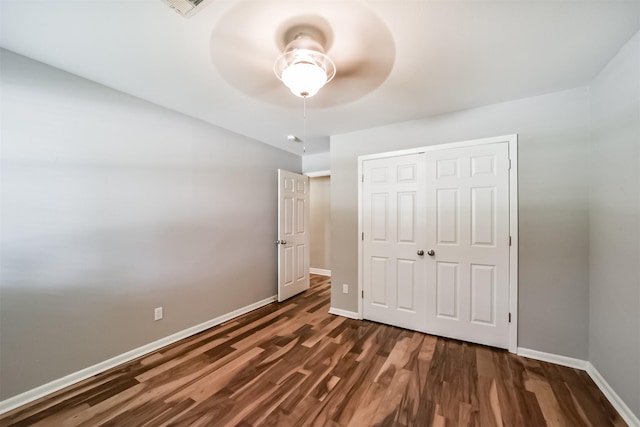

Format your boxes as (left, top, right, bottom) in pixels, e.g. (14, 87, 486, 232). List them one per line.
(278, 170, 310, 301)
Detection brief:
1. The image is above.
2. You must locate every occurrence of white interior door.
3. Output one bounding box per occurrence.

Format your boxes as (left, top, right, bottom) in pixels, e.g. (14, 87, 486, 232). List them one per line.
(362, 154, 427, 331)
(425, 142, 510, 348)
(278, 170, 310, 302)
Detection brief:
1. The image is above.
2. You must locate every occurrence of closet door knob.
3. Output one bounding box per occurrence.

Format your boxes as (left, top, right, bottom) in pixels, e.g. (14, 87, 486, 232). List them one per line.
(417, 250, 424, 256)
(427, 249, 435, 256)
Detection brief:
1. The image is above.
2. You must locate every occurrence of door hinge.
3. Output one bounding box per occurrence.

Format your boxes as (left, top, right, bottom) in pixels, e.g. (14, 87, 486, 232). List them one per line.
(509, 312, 512, 323)
(362, 232, 364, 241)
(362, 290, 364, 298)
(509, 236, 512, 246)
(362, 174, 364, 183)
(508, 159, 512, 170)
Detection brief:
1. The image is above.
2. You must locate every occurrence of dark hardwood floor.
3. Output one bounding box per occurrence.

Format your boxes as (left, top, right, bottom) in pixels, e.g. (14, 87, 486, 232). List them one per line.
(0, 275, 626, 426)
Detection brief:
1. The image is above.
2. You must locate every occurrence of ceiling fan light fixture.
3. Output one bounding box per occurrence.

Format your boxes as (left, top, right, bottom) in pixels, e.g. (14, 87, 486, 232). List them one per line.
(281, 61, 328, 98)
(274, 35, 336, 98)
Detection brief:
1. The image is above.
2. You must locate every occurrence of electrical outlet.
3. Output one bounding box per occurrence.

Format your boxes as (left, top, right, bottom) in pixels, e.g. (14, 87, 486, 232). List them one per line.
(154, 307, 163, 321)
(342, 284, 349, 294)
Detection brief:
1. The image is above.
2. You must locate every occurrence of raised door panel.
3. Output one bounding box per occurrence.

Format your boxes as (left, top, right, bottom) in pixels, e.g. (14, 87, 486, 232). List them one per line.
(371, 194, 389, 241)
(284, 197, 294, 237)
(471, 187, 496, 247)
(397, 259, 416, 311)
(295, 244, 306, 280)
(283, 246, 294, 286)
(296, 198, 306, 234)
(436, 189, 459, 245)
(436, 262, 459, 319)
(371, 257, 388, 306)
(470, 264, 496, 325)
(397, 192, 416, 243)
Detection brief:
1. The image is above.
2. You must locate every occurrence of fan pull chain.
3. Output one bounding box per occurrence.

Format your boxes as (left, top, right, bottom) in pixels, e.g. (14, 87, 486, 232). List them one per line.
(302, 95, 307, 154)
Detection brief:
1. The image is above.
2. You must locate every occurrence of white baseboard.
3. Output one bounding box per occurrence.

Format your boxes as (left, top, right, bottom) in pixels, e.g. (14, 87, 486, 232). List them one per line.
(309, 268, 331, 276)
(517, 347, 589, 370)
(518, 348, 639, 426)
(328, 307, 361, 320)
(0, 295, 277, 415)
(586, 362, 640, 427)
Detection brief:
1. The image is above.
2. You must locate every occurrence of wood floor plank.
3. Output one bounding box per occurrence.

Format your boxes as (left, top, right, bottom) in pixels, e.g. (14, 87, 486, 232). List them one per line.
(227, 372, 306, 427)
(286, 395, 325, 427)
(302, 316, 347, 348)
(525, 378, 570, 427)
(277, 362, 334, 414)
(330, 355, 386, 425)
(540, 362, 594, 427)
(374, 331, 412, 386)
(134, 337, 231, 383)
(369, 368, 412, 426)
(506, 353, 547, 426)
(493, 349, 525, 426)
(345, 381, 388, 427)
(558, 365, 623, 426)
(166, 347, 264, 404)
(0, 275, 628, 427)
(575, 370, 627, 427)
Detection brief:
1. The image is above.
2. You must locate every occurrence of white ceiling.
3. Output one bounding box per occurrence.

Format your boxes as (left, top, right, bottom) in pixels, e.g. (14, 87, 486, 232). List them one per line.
(1, 0, 639, 156)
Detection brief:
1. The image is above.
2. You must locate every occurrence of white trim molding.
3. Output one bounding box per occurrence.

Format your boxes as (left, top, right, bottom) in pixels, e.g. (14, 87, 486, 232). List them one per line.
(587, 363, 640, 427)
(518, 347, 639, 427)
(310, 268, 331, 276)
(304, 170, 331, 178)
(507, 136, 519, 354)
(328, 307, 361, 320)
(517, 347, 589, 370)
(0, 295, 277, 415)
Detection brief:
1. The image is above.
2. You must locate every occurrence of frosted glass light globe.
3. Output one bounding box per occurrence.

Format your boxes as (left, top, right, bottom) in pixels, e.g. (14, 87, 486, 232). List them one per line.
(274, 35, 336, 98)
(281, 62, 329, 98)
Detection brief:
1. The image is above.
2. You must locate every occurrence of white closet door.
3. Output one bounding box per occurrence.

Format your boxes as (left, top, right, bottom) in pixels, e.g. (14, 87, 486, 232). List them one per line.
(425, 142, 510, 348)
(362, 153, 427, 331)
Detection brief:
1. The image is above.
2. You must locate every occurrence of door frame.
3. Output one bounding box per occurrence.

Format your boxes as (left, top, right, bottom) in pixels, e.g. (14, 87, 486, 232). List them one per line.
(357, 134, 519, 353)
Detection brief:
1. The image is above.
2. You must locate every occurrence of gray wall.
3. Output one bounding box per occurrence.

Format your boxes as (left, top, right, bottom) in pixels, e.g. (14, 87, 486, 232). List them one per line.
(330, 88, 591, 359)
(589, 31, 640, 417)
(0, 50, 300, 400)
(309, 176, 331, 271)
(302, 152, 330, 173)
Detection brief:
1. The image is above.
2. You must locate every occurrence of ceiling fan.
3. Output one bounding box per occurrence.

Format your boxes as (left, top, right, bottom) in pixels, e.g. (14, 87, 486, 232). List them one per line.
(209, 1, 395, 108)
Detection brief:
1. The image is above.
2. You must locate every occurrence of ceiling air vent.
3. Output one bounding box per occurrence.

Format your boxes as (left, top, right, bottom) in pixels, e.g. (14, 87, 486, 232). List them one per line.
(162, 0, 212, 18)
